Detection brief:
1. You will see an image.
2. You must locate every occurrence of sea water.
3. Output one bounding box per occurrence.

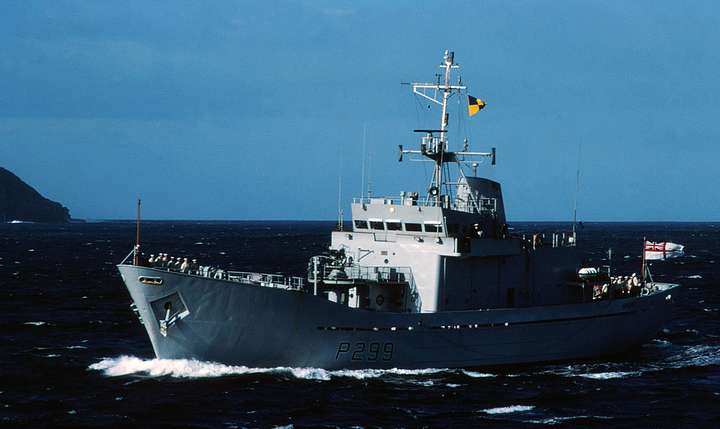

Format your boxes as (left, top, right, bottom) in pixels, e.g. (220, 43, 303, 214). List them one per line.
(1, 221, 718, 428)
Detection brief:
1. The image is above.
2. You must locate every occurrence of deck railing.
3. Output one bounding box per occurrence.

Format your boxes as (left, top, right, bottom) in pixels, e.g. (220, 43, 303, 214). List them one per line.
(225, 271, 306, 290)
(119, 248, 306, 290)
(316, 264, 423, 311)
(354, 195, 497, 215)
(520, 230, 577, 248)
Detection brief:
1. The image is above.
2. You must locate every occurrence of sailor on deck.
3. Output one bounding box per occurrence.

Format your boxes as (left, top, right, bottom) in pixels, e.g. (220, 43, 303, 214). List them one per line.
(189, 259, 199, 274)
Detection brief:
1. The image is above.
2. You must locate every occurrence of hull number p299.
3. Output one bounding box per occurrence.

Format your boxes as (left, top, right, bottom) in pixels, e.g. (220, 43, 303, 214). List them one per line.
(335, 341, 394, 362)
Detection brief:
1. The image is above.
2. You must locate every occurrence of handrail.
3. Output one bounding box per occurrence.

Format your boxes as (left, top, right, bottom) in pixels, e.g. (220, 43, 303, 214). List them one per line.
(521, 230, 577, 248)
(118, 248, 305, 290)
(120, 249, 135, 265)
(354, 195, 497, 214)
(225, 271, 306, 290)
(315, 264, 423, 311)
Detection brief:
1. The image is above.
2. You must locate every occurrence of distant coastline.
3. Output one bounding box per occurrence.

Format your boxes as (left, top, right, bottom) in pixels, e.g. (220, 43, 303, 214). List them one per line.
(0, 167, 75, 223)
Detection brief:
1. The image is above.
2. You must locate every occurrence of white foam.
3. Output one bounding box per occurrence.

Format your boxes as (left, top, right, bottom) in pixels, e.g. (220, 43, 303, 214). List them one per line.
(649, 339, 672, 348)
(539, 364, 644, 380)
(387, 367, 448, 376)
(288, 367, 331, 380)
(289, 366, 449, 381)
(89, 356, 454, 380)
(481, 405, 534, 414)
(577, 371, 639, 380)
(681, 345, 720, 367)
(529, 415, 612, 424)
(89, 356, 270, 378)
(330, 369, 388, 380)
(461, 369, 496, 378)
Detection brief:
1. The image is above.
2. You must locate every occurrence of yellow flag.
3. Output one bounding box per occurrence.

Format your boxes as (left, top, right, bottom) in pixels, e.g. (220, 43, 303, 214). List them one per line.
(468, 95, 486, 117)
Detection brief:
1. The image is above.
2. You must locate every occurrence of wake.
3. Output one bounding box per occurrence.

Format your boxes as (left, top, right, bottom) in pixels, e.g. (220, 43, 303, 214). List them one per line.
(89, 342, 719, 381)
(88, 356, 482, 380)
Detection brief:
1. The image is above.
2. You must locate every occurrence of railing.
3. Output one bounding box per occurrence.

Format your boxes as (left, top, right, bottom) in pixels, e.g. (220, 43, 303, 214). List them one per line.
(452, 197, 497, 215)
(345, 265, 413, 283)
(521, 230, 577, 248)
(119, 248, 305, 290)
(120, 249, 135, 265)
(316, 264, 423, 311)
(354, 195, 497, 214)
(225, 271, 306, 290)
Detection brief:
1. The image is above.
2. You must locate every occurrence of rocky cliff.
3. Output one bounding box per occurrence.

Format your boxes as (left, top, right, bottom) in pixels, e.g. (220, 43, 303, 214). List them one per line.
(0, 167, 72, 223)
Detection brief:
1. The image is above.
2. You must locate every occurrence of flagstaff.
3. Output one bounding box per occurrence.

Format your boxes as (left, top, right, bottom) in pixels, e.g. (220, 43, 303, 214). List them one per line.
(134, 199, 140, 266)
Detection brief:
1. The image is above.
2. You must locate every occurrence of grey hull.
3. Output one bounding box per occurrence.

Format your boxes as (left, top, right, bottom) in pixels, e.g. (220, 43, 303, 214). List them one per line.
(119, 265, 679, 370)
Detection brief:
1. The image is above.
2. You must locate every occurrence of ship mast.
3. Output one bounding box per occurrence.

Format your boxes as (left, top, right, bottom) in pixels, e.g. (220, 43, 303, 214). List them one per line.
(400, 51, 495, 207)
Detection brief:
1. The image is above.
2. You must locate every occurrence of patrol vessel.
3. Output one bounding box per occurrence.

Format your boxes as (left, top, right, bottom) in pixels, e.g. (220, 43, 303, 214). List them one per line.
(118, 52, 679, 369)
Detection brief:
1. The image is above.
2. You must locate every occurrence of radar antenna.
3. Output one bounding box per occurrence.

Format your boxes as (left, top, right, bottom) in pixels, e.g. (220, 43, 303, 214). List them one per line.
(399, 52, 495, 207)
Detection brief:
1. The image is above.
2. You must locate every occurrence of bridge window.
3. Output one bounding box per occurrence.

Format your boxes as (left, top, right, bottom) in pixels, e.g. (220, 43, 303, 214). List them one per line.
(425, 223, 443, 233)
(386, 221, 402, 231)
(354, 220, 368, 229)
(369, 220, 385, 230)
(405, 223, 422, 232)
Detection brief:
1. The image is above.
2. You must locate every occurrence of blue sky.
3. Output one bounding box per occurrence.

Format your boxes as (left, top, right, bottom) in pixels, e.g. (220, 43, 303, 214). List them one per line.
(1, 1, 718, 221)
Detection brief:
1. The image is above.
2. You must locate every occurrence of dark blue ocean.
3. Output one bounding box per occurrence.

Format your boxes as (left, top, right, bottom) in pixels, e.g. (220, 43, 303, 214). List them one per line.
(1, 221, 718, 428)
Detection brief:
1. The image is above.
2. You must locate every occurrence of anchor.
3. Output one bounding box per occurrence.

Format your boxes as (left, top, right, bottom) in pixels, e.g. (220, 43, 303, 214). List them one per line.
(159, 301, 179, 337)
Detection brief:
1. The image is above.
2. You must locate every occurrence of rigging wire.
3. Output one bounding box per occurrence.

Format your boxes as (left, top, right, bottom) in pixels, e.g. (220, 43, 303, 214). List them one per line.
(360, 123, 366, 201)
(367, 123, 373, 199)
(413, 93, 424, 128)
(456, 89, 468, 179)
(336, 142, 343, 230)
(457, 88, 466, 152)
(573, 139, 582, 235)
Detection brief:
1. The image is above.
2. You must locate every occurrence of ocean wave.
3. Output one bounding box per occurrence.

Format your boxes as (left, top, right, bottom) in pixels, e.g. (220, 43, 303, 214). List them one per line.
(90, 343, 720, 383)
(481, 405, 534, 414)
(649, 339, 672, 347)
(666, 345, 720, 368)
(543, 365, 643, 380)
(461, 369, 496, 378)
(89, 356, 452, 380)
(577, 371, 642, 380)
(89, 356, 268, 378)
(528, 415, 614, 424)
(549, 343, 720, 379)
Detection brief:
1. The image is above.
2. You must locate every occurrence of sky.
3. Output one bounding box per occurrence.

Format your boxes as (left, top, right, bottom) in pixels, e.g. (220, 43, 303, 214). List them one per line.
(1, 0, 719, 222)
